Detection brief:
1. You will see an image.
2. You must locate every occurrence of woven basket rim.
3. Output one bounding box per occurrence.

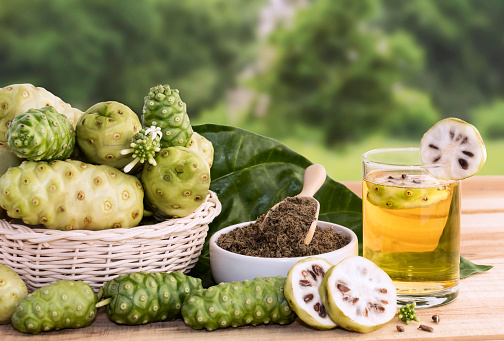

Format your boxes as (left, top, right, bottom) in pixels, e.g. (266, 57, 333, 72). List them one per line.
(0, 190, 221, 243)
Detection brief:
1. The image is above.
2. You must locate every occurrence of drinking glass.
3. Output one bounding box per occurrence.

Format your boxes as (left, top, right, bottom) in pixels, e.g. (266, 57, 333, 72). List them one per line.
(362, 147, 460, 308)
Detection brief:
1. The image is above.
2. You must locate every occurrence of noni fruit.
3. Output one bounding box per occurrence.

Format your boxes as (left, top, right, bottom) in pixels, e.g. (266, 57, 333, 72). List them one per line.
(185, 132, 214, 168)
(0, 83, 82, 143)
(141, 146, 210, 218)
(0, 264, 28, 324)
(141, 84, 193, 148)
(7, 106, 75, 161)
(11, 280, 98, 334)
(120, 126, 162, 173)
(398, 302, 419, 324)
(98, 271, 202, 325)
(181, 276, 296, 331)
(0, 145, 22, 218)
(0, 160, 143, 230)
(284, 257, 336, 330)
(76, 101, 141, 169)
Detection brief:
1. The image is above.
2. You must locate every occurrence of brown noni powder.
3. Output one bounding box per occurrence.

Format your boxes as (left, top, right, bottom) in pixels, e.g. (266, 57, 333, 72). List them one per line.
(217, 196, 350, 258)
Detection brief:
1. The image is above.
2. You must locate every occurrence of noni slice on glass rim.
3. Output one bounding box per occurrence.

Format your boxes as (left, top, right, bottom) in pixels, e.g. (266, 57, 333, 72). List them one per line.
(420, 117, 486, 180)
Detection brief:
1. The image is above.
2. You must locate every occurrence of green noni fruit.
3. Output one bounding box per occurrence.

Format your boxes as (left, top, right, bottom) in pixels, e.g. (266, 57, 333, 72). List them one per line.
(0, 264, 28, 324)
(7, 106, 75, 161)
(0, 145, 22, 218)
(11, 280, 98, 334)
(181, 276, 296, 331)
(185, 132, 214, 168)
(0, 160, 144, 230)
(141, 146, 210, 218)
(76, 101, 141, 169)
(98, 271, 202, 325)
(0, 83, 82, 143)
(141, 84, 193, 148)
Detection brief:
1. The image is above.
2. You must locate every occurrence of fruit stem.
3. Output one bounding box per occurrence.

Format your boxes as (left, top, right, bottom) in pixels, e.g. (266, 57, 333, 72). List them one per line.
(95, 297, 112, 308)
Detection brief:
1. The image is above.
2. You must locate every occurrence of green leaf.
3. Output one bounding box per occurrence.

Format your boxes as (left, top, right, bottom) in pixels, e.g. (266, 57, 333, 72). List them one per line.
(195, 124, 363, 232)
(189, 124, 491, 286)
(460, 256, 493, 279)
(189, 124, 362, 286)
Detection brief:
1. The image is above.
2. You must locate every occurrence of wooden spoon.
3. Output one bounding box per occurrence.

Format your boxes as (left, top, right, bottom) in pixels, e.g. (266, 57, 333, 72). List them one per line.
(262, 164, 327, 245)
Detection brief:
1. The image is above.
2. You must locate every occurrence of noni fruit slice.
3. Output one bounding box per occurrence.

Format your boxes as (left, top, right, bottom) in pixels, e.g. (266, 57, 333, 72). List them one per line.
(319, 256, 397, 334)
(0, 264, 28, 324)
(420, 117, 486, 180)
(365, 172, 450, 210)
(11, 280, 98, 334)
(284, 257, 336, 330)
(364, 172, 459, 253)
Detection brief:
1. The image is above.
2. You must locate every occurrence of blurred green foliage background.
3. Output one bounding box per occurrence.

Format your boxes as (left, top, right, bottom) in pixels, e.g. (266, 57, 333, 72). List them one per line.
(1, 0, 502, 180)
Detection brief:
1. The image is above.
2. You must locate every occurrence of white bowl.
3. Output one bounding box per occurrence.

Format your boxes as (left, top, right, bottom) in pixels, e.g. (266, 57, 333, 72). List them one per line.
(209, 220, 358, 283)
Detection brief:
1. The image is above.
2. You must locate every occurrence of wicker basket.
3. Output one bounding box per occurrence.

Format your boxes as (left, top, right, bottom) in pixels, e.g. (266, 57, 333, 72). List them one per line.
(0, 191, 221, 292)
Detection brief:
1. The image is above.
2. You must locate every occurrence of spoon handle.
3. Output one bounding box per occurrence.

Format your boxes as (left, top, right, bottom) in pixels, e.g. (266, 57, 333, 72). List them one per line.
(297, 164, 327, 198)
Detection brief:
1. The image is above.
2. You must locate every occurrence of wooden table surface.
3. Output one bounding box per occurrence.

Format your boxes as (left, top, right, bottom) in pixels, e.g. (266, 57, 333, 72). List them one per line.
(1, 175, 503, 340)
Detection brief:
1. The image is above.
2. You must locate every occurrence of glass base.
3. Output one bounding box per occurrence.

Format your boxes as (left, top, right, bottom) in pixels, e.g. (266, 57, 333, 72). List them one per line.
(396, 284, 459, 309)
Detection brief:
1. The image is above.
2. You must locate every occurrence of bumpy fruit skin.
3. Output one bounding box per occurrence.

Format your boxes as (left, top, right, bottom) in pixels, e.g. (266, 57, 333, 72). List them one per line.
(181, 277, 296, 331)
(366, 182, 449, 209)
(0, 145, 23, 218)
(141, 146, 210, 218)
(11, 280, 98, 334)
(0, 84, 82, 143)
(398, 303, 419, 324)
(100, 271, 202, 325)
(0, 264, 28, 324)
(76, 101, 141, 168)
(7, 106, 75, 161)
(0, 160, 143, 230)
(185, 132, 214, 168)
(141, 84, 193, 148)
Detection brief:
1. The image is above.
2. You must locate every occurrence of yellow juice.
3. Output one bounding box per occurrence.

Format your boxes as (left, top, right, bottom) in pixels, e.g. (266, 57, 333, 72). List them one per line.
(363, 170, 460, 296)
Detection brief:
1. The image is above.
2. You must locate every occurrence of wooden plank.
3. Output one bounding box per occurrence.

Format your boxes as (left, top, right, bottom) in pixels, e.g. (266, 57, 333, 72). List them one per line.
(461, 176, 504, 213)
(461, 175, 504, 197)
